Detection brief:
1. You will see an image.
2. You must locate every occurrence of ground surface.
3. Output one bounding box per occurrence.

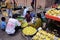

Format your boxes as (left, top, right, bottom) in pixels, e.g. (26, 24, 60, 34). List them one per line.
(0, 14, 27, 40)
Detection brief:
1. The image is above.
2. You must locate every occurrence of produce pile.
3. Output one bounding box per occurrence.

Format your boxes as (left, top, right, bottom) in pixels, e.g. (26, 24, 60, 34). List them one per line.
(32, 30, 55, 40)
(58, 5, 60, 8)
(46, 8, 60, 17)
(22, 26, 37, 36)
(21, 21, 28, 28)
(58, 38, 60, 40)
(17, 16, 28, 28)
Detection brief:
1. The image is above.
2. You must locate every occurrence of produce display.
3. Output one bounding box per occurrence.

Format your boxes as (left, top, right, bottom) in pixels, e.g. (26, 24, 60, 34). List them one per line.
(58, 5, 60, 9)
(22, 26, 37, 36)
(17, 17, 28, 28)
(32, 30, 55, 40)
(58, 38, 60, 40)
(21, 21, 28, 28)
(46, 8, 60, 17)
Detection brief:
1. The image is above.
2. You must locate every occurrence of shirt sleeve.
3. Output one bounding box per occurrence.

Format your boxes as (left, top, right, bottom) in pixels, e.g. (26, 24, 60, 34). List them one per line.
(16, 20, 21, 26)
(4, 22, 6, 27)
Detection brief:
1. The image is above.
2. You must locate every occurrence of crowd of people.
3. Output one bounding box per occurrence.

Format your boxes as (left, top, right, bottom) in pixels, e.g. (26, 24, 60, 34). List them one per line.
(0, 1, 45, 35)
(0, 0, 46, 36)
(0, 0, 60, 37)
(0, 10, 43, 36)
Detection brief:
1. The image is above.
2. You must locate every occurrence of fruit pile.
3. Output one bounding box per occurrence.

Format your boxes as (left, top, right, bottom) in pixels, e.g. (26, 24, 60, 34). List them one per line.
(22, 26, 37, 36)
(21, 21, 28, 28)
(58, 5, 60, 8)
(46, 8, 60, 16)
(58, 38, 60, 40)
(32, 30, 55, 40)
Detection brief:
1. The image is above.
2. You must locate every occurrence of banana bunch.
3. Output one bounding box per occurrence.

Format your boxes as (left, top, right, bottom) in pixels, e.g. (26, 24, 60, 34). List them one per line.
(46, 8, 60, 16)
(21, 21, 28, 28)
(58, 38, 60, 40)
(32, 30, 55, 40)
(22, 26, 37, 35)
(58, 5, 60, 8)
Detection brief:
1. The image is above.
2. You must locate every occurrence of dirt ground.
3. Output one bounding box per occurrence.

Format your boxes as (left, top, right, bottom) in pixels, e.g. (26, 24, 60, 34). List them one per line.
(0, 14, 27, 40)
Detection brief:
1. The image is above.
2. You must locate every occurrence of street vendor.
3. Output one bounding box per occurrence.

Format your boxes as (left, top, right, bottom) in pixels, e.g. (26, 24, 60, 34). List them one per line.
(25, 11, 32, 22)
(29, 13, 42, 29)
(5, 0, 12, 18)
(5, 14, 21, 35)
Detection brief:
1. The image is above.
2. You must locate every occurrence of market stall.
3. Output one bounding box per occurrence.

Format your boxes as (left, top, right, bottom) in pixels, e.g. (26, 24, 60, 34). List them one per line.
(45, 7, 60, 37)
(45, 8, 60, 22)
(16, 14, 60, 40)
(32, 29, 60, 40)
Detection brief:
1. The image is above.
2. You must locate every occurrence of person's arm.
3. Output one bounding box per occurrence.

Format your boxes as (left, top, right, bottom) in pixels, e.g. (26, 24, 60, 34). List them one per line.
(4, 22, 6, 27)
(25, 14, 27, 19)
(30, 15, 32, 19)
(34, 18, 42, 28)
(16, 20, 21, 26)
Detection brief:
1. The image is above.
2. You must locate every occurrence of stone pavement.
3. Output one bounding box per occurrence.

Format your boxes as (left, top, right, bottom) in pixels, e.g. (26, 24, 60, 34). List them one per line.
(0, 30, 27, 40)
(0, 14, 27, 40)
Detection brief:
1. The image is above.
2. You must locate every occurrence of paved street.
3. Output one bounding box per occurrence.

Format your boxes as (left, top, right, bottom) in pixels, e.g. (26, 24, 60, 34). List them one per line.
(0, 14, 27, 40)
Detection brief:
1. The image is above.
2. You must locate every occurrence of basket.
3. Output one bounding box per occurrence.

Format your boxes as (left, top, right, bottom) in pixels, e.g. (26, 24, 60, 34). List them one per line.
(22, 27, 37, 37)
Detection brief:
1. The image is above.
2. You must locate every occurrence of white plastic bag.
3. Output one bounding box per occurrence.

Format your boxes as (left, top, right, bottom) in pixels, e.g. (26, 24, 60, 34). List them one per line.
(38, 27, 42, 31)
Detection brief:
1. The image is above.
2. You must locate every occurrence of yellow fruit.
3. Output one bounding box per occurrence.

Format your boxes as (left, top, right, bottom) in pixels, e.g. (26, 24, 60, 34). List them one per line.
(32, 30, 55, 40)
(32, 36, 39, 40)
(21, 22, 28, 28)
(22, 27, 37, 35)
(53, 14, 57, 16)
(58, 38, 60, 40)
(36, 32, 40, 36)
(46, 8, 60, 17)
(39, 38, 43, 40)
(58, 5, 60, 8)
(46, 37, 50, 40)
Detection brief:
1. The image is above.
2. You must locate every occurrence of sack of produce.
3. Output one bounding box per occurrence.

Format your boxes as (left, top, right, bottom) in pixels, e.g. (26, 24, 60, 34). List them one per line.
(22, 26, 37, 36)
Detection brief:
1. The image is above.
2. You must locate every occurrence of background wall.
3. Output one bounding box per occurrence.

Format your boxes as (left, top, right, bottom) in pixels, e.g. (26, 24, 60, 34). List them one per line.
(10, 0, 55, 8)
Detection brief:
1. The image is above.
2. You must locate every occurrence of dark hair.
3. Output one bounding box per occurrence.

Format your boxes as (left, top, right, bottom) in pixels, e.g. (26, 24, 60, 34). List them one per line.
(27, 11, 30, 14)
(37, 13, 41, 18)
(23, 6, 26, 9)
(54, 2, 57, 4)
(1, 17, 6, 21)
(43, 11, 46, 15)
(12, 14, 18, 19)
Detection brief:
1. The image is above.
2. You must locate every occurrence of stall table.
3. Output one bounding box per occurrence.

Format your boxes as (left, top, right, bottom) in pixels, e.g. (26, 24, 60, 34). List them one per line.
(45, 13, 60, 36)
(45, 13, 60, 22)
